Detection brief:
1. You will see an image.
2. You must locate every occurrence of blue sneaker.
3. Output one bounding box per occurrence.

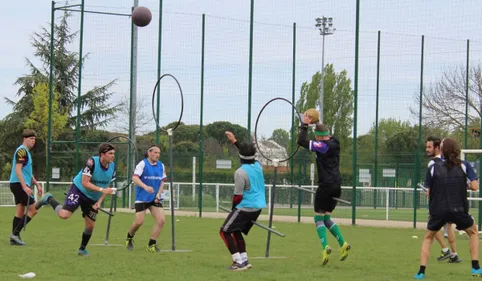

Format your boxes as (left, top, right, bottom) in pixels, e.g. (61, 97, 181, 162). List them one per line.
(414, 273, 424, 279)
(472, 268, 482, 277)
(35, 193, 53, 210)
(78, 249, 89, 256)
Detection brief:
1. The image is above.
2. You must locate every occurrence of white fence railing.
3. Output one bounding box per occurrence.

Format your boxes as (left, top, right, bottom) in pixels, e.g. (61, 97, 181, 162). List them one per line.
(1, 181, 481, 222)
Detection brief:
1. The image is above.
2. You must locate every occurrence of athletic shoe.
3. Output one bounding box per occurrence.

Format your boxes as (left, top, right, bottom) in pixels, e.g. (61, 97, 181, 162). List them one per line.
(414, 272, 425, 279)
(340, 242, 351, 261)
(472, 268, 482, 277)
(10, 233, 22, 245)
(9, 234, 26, 246)
(436, 249, 451, 261)
(322, 245, 332, 265)
(35, 193, 53, 210)
(448, 255, 462, 263)
(227, 262, 247, 271)
(78, 249, 89, 256)
(126, 238, 134, 251)
(243, 260, 252, 269)
(146, 244, 161, 253)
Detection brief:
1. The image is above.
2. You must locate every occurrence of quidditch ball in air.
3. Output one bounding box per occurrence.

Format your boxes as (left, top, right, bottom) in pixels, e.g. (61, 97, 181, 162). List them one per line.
(305, 108, 320, 124)
(132, 6, 152, 27)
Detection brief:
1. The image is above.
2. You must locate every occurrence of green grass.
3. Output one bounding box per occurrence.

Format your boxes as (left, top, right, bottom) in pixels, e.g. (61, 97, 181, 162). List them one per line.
(0, 207, 477, 281)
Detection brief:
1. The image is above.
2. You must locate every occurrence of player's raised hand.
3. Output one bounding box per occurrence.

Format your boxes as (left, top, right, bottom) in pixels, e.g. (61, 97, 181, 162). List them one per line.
(225, 131, 237, 144)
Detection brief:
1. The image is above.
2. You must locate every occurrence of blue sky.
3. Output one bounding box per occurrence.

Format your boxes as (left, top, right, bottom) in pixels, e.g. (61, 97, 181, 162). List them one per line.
(1, 0, 481, 139)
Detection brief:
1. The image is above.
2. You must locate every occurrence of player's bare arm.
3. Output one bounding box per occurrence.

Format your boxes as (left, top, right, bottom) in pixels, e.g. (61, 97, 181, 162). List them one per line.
(15, 163, 32, 196)
(81, 174, 113, 195)
(132, 175, 154, 193)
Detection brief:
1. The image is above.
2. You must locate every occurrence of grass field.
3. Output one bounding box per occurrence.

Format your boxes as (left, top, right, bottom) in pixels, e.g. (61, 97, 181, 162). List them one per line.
(0, 206, 478, 281)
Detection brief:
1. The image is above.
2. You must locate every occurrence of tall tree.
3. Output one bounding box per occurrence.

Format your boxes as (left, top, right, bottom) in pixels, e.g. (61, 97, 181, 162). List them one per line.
(6, 10, 121, 129)
(270, 128, 289, 149)
(411, 65, 482, 132)
(24, 83, 69, 144)
(296, 64, 354, 141)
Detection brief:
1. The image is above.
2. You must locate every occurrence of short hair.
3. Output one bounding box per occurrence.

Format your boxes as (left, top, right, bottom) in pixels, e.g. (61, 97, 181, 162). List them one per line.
(22, 129, 37, 138)
(238, 142, 256, 163)
(426, 136, 441, 148)
(98, 143, 115, 155)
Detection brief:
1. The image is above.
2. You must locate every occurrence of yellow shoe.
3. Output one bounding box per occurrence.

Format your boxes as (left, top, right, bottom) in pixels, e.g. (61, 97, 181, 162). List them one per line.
(340, 242, 351, 261)
(322, 245, 332, 265)
(146, 244, 161, 253)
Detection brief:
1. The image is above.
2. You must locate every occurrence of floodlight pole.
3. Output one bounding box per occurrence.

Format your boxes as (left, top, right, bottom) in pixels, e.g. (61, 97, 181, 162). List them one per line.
(315, 17, 335, 123)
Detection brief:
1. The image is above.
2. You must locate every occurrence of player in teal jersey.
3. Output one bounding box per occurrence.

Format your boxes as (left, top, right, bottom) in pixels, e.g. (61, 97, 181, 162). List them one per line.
(36, 143, 116, 256)
(220, 131, 266, 271)
(9, 129, 43, 245)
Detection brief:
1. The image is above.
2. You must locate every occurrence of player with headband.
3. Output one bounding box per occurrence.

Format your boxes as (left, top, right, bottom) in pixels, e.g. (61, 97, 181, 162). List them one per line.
(297, 115, 351, 266)
(125, 145, 167, 253)
(220, 131, 266, 271)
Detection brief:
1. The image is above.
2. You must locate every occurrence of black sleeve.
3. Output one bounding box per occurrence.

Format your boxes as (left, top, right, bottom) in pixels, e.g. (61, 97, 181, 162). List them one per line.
(15, 148, 29, 165)
(297, 124, 310, 149)
(82, 158, 95, 177)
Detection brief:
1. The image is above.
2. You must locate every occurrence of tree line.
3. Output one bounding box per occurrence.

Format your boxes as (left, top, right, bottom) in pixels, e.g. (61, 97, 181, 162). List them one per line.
(1, 11, 481, 186)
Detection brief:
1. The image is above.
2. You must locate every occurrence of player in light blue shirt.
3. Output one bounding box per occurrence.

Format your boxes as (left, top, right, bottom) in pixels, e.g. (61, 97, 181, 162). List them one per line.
(9, 129, 43, 246)
(219, 131, 266, 271)
(125, 145, 167, 253)
(37, 143, 116, 256)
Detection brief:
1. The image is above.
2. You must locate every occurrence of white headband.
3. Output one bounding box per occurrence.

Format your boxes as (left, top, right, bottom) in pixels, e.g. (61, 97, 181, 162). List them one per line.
(239, 154, 256, 160)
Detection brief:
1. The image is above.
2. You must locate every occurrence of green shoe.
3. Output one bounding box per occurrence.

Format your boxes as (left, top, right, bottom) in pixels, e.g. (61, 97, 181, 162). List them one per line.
(126, 238, 134, 251)
(340, 242, 351, 261)
(146, 244, 161, 253)
(322, 245, 332, 265)
(78, 249, 89, 256)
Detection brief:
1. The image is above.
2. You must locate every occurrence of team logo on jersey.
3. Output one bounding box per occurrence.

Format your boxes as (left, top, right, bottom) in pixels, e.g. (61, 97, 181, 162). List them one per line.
(313, 142, 323, 148)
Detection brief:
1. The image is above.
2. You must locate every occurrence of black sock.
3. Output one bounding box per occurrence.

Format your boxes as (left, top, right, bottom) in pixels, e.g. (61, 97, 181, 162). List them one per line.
(12, 216, 21, 233)
(149, 239, 156, 246)
(80, 229, 92, 251)
(49, 198, 60, 210)
(13, 216, 31, 235)
(418, 266, 426, 274)
(473, 260, 480, 270)
(127, 232, 134, 239)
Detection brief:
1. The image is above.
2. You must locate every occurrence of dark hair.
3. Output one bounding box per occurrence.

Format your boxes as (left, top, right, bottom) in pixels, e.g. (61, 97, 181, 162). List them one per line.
(238, 142, 256, 164)
(144, 145, 160, 158)
(22, 129, 37, 138)
(441, 138, 461, 169)
(426, 136, 441, 148)
(99, 143, 115, 155)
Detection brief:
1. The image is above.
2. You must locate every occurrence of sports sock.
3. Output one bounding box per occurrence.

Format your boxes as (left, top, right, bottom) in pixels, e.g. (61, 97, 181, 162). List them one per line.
(314, 215, 328, 249)
(442, 247, 449, 252)
(324, 215, 345, 246)
(80, 228, 92, 250)
(48, 197, 60, 210)
(231, 252, 243, 264)
(451, 252, 458, 257)
(418, 265, 426, 274)
(127, 232, 134, 239)
(13, 215, 31, 235)
(149, 239, 156, 246)
(472, 260, 480, 270)
(240, 252, 248, 262)
(12, 216, 21, 233)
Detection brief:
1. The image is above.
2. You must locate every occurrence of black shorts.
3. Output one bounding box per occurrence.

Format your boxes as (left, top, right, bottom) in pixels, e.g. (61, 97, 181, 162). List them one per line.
(427, 212, 474, 231)
(10, 182, 36, 206)
(314, 184, 341, 213)
(135, 201, 163, 213)
(221, 208, 262, 235)
(62, 184, 98, 221)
